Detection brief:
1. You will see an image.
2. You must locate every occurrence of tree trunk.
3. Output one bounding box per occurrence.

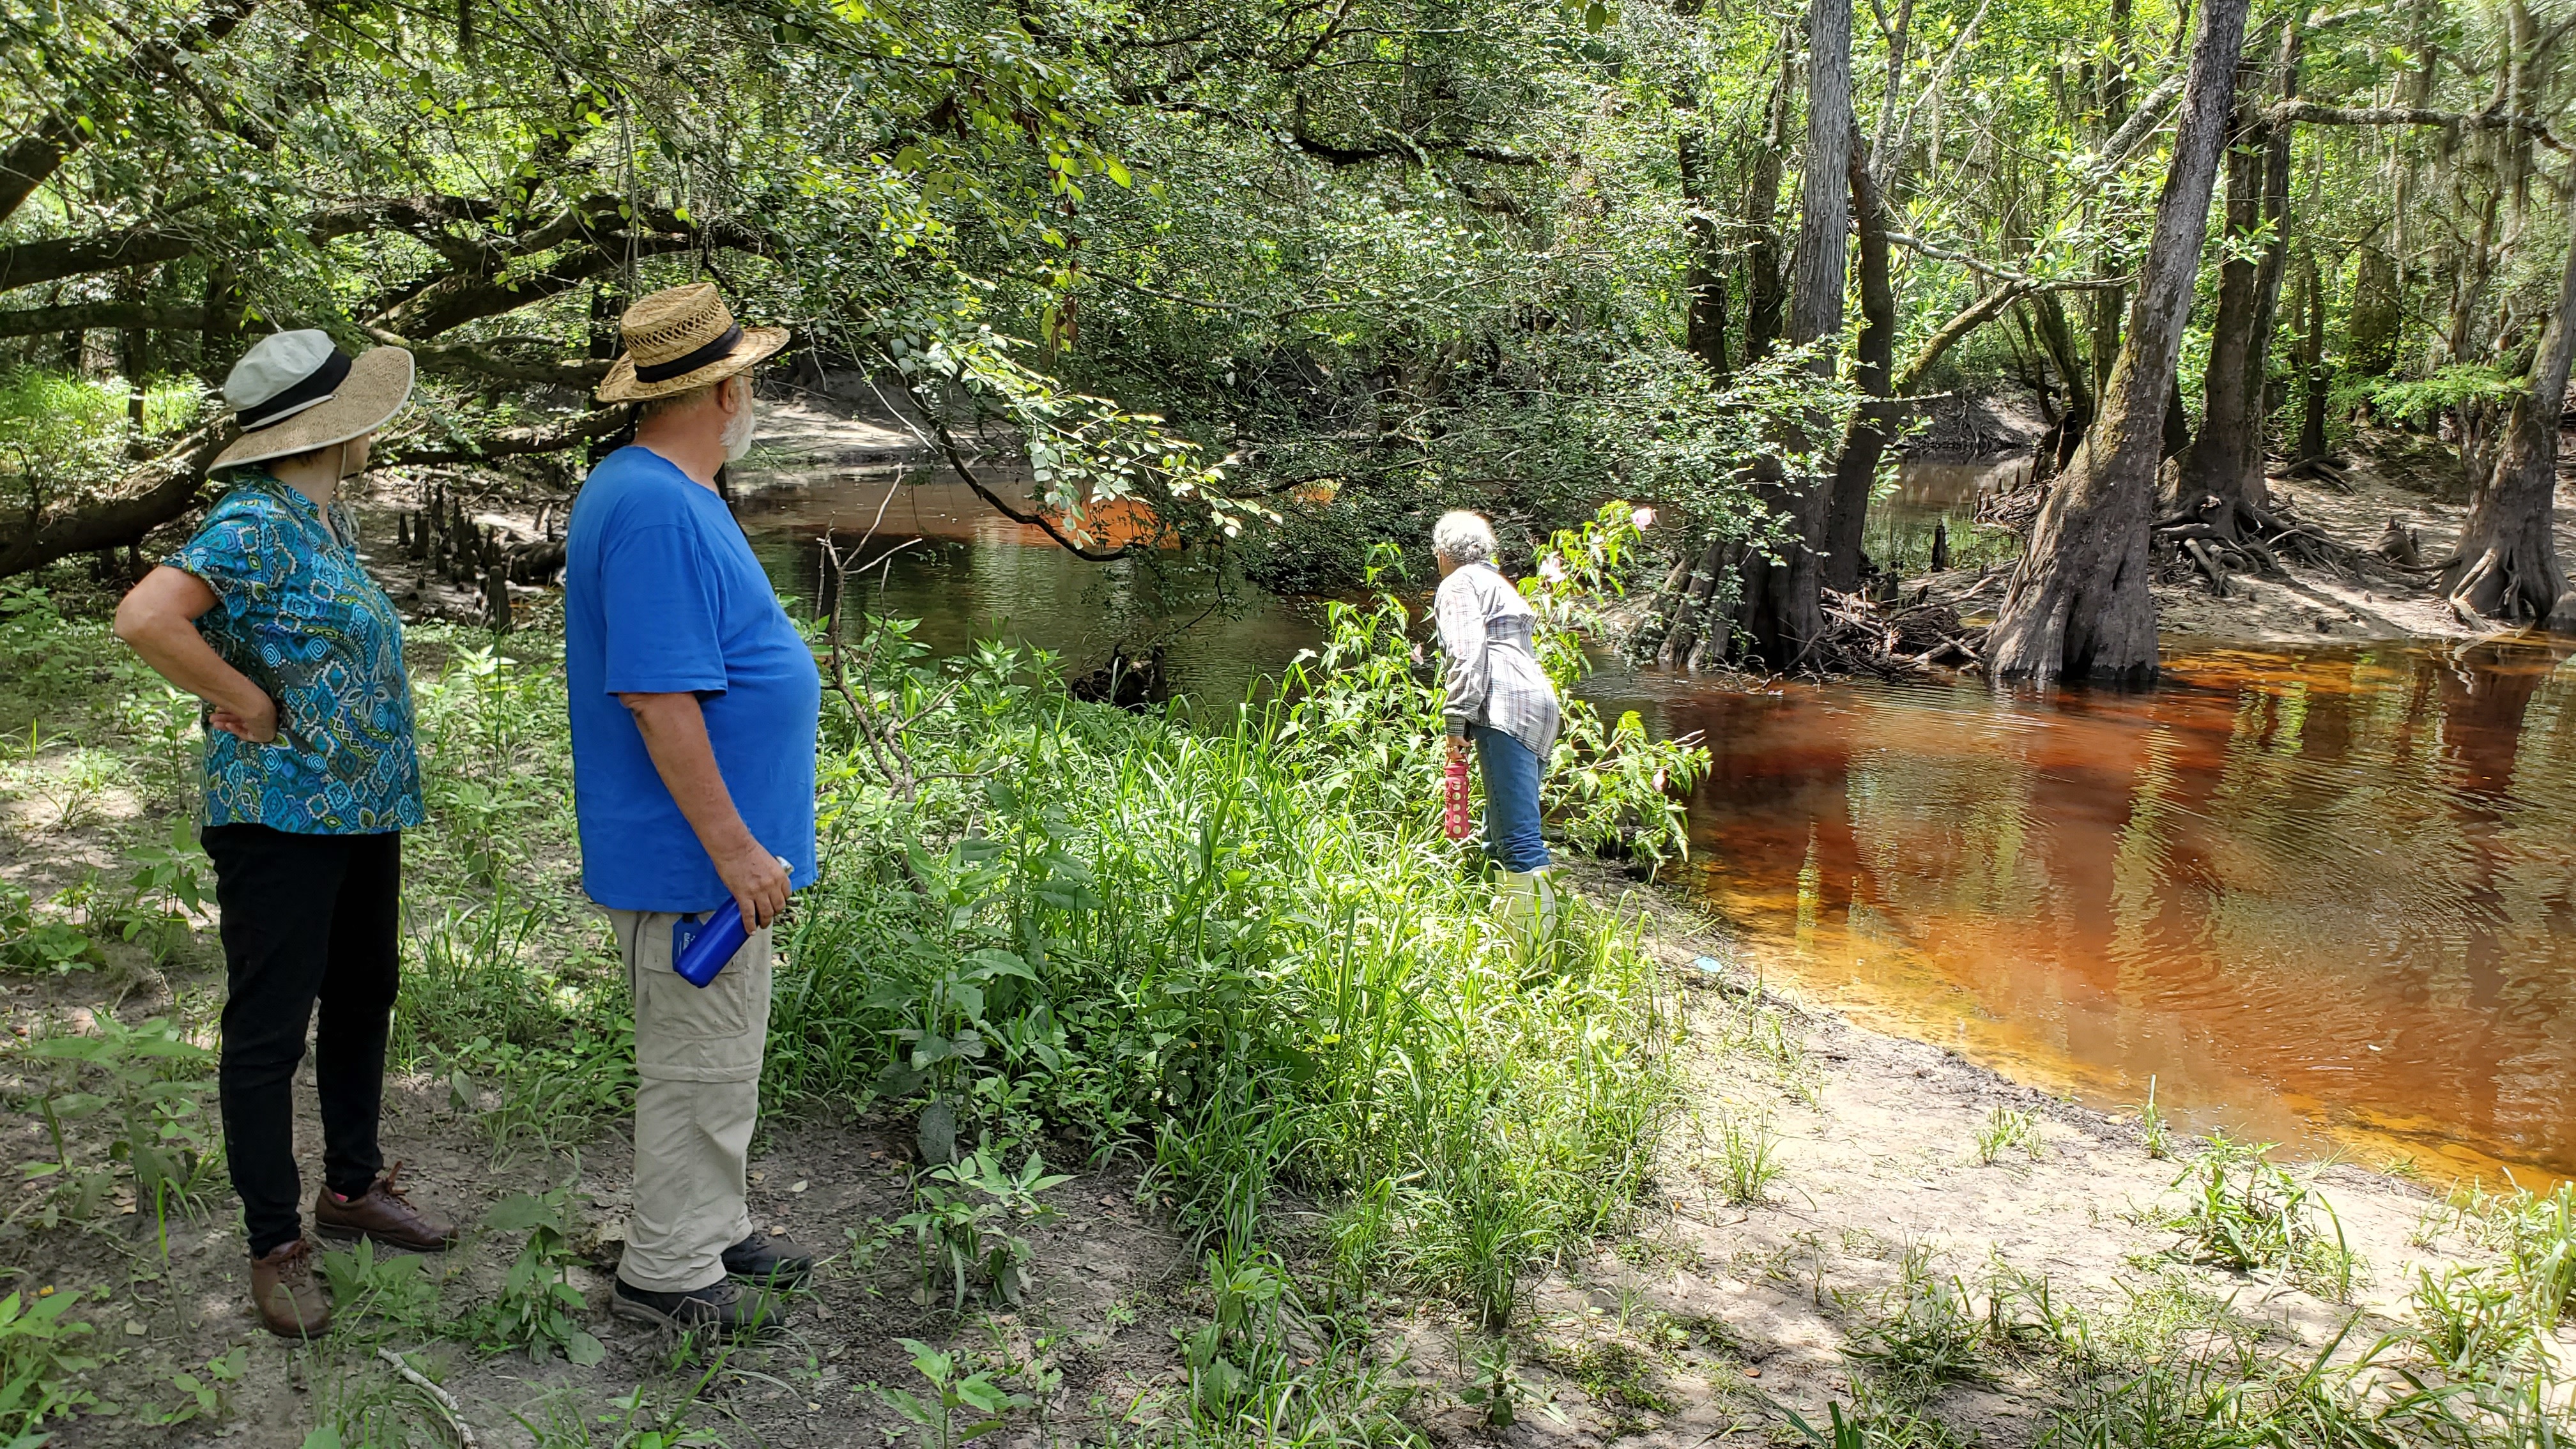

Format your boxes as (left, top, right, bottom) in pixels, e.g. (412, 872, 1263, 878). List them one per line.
(1823, 130, 1896, 593)
(1656, 535, 1732, 669)
(1729, 0, 1851, 669)
(1679, 126, 1729, 379)
(2296, 249, 2329, 460)
(2181, 31, 2295, 525)
(2348, 247, 2400, 377)
(1742, 45, 1795, 364)
(2163, 375, 2193, 461)
(2441, 183, 2576, 627)
(201, 261, 240, 383)
(2028, 291, 2096, 470)
(0, 425, 229, 577)
(1988, 0, 2251, 682)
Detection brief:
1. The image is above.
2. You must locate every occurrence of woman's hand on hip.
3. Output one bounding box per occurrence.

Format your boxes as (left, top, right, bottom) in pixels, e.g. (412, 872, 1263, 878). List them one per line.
(208, 693, 279, 744)
(112, 566, 280, 746)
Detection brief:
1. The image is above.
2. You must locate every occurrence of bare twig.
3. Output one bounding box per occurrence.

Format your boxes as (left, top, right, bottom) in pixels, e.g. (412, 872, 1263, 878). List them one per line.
(376, 1348, 479, 1449)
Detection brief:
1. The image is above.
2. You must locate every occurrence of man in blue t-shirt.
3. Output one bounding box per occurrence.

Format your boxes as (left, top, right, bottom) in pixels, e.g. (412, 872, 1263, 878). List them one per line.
(564, 283, 816, 1334)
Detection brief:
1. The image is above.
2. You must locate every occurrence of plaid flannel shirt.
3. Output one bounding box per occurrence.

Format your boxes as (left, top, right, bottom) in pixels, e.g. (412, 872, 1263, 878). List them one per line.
(1436, 562, 1560, 761)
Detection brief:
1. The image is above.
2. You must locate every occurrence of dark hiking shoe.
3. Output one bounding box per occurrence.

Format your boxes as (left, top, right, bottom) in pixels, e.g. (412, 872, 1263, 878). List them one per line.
(611, 1275, 781, 1336)
(251, 1239, 333, 1339)
(722, 1231, 815, 1286)
(314, 1163, 460, 1252)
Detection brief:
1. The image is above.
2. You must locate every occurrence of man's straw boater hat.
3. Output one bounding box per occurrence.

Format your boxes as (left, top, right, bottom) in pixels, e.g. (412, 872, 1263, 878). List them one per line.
(595, 282, 788, 404)
(210, 330, 415, 472)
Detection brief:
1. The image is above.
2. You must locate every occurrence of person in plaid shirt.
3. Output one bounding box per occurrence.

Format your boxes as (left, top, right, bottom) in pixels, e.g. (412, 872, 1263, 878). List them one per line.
(1432, 510, 1562, 941)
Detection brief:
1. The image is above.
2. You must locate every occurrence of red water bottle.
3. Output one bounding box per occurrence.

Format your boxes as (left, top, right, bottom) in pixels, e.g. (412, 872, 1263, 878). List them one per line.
(1443, 749, 1474, 841)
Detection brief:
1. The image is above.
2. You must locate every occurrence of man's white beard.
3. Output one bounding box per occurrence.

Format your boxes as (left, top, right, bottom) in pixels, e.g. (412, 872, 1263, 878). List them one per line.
(721, 394, 757, 461)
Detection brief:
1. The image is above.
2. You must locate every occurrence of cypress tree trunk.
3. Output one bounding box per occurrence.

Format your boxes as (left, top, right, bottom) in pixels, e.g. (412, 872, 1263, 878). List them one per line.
(1679, 126, 1730, 379)
(1988, 0, 2251, 683)
(2180, 29, 2295, 526)
(1822, 130, 1897, 594)
(2163, 376, 2193, 461)
(2027, 292, 2096, 471)
(2441, 183, 2576, 627)
(2348, 247, 2400, 378)
(2296, 250, 2330, 461)
(1742, 46, 1795, 364)
(1730, 0, 1850, 668)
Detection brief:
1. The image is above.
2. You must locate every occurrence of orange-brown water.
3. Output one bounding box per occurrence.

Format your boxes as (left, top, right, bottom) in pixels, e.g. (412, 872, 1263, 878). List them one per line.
(733, 464, 2576, 1184)
(1603, 637, 2576, 1184)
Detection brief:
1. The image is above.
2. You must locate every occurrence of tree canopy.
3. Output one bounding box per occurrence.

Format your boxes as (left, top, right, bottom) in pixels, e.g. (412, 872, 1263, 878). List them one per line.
(4, 0, 2572, 631)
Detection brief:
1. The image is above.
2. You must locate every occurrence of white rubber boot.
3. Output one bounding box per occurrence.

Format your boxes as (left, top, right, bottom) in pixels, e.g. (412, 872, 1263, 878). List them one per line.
(1500, 867, 1558, 951)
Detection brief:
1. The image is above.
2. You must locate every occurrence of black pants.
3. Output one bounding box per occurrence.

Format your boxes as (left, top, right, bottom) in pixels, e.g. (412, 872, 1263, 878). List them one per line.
(203, 824, 402, 1257)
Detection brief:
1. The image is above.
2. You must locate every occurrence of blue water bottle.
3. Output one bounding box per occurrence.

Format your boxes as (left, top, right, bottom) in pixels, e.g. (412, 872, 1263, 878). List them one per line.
(672, 856, 792, 988)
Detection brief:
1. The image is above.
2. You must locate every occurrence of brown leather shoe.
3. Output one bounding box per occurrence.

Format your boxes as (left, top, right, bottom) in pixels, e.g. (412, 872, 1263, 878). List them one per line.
(250, 1239, 332, 1338)
(313, 1163, 459, 1251)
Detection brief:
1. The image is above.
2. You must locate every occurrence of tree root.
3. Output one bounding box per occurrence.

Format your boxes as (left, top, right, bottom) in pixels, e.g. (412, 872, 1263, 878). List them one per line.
(2279, 454, 2355, 492)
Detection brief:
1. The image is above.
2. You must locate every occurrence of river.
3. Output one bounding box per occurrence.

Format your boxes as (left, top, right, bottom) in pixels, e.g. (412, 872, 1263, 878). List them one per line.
(737, 461, 2576, 1185)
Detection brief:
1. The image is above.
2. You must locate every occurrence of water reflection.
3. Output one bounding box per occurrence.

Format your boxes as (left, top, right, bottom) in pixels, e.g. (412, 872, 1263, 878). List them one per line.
(1600, 637, 2576, 1181)
(724, 459, 2576, 1182)
(733, 470, 1324, 705)
(1861, 456, 2031, 576)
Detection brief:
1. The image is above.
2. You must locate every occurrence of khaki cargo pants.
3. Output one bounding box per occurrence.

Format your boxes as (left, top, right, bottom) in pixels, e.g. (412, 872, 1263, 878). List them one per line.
(606, 908, 772, 1294)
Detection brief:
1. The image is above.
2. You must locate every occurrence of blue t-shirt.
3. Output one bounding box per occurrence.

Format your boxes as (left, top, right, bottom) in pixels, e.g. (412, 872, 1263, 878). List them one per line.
(166, 473, 424, 834)
(564, 447, 820, 912)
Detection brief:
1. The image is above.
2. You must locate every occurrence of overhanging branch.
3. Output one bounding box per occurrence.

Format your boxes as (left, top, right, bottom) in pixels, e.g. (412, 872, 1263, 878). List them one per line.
(927, 420, 1133, 563)
(382, 407, 627, 465)
(2267, 100, 2566, 152)
(0, 300, 206, 338)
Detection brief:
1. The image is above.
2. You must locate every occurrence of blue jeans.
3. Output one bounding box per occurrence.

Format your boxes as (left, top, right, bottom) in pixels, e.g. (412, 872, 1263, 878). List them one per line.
(1472, 724, 1551, 873)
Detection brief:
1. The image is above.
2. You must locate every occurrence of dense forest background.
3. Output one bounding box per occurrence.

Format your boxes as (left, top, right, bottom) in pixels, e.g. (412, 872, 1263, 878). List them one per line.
(3, 0, 2572, 671)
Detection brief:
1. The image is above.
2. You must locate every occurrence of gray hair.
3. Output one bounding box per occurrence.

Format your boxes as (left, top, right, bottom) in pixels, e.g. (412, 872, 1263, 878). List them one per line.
(1432, 510, 1497, 566)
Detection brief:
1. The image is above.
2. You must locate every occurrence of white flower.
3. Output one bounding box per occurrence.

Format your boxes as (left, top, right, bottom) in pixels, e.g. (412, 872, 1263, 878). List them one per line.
(1632, 506, 1657, 531)
(1538, 555, 1568, 583)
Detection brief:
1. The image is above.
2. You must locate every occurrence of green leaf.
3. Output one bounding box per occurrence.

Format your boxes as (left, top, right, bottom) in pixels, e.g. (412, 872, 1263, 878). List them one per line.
(484, 1192, 560, 1233)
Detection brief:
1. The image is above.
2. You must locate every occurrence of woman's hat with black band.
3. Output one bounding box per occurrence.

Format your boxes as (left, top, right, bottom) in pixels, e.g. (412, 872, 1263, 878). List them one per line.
(595, 282, 788, 403)
(210, 330, 416, 472)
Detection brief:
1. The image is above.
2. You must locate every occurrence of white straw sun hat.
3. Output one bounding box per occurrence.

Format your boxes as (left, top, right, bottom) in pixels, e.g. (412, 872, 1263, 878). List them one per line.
(210, 329, 416, 472)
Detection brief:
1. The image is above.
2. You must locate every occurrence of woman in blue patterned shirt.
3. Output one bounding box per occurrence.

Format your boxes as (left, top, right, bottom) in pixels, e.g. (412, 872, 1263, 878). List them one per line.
(114, 331, 457, 1340)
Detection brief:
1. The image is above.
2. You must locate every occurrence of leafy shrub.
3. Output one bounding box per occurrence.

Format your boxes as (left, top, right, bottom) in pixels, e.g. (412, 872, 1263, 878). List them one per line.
(894, 1149, 1070, 1310)
(0, 1285, 99, 1437)
(473, 1184, 604, 1365)
(773, 602, 1684, 1328)
(12, 1016, 220, 1235)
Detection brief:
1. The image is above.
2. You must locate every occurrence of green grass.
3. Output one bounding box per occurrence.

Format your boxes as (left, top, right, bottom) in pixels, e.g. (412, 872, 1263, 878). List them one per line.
(772, 585, 1684, 1346)
(1711, 1106, 1784, 1204)
(1972, 1105, 2042, 1165)
(1840, 1246, 1989, 1404)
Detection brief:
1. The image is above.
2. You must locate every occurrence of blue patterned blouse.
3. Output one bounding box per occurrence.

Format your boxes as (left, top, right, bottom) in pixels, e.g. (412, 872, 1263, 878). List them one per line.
(166, 473, 424, 834)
